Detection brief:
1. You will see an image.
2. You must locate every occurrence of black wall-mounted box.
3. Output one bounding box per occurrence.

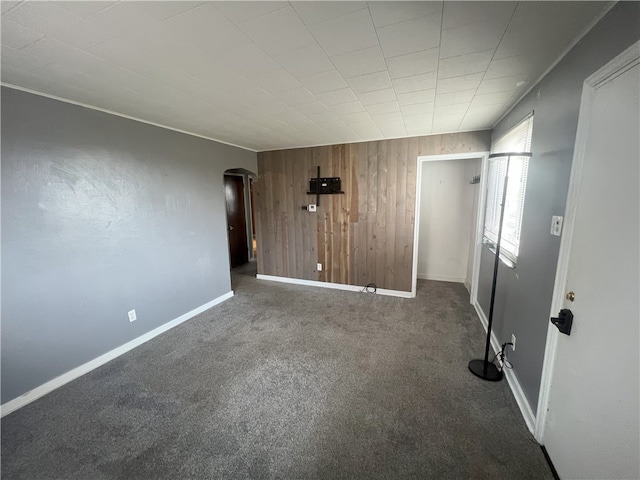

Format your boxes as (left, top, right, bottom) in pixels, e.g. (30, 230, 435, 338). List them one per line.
(308, 177, 343, 194)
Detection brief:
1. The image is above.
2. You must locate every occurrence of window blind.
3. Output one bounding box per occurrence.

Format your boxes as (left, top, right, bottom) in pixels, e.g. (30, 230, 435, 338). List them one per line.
(483, 115, 533, 263)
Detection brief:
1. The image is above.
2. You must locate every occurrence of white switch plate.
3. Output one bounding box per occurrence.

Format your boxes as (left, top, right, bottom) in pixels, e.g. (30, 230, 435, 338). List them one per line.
(550, 215, 563, 236)
(511, 334, 516, 351)
(317, 263, 322, 271)
(128, 309, 137, 322)
(308, 204, 317, 212)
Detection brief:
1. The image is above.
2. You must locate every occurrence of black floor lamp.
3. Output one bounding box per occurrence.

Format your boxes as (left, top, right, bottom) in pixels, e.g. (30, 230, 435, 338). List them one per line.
(469, 152, 532, 382)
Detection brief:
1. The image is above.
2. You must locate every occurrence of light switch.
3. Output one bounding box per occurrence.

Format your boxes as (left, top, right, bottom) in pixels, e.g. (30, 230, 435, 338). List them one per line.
(551, 216, 563, 236)
(308, 204, 317, 212)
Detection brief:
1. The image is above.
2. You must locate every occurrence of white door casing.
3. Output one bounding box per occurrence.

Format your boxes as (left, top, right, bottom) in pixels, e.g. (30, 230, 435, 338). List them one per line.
(536, 41, 640, 479)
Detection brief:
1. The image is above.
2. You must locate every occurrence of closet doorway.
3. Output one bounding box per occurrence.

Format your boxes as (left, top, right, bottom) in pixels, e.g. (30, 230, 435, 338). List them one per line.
(412, 152, 488, 302)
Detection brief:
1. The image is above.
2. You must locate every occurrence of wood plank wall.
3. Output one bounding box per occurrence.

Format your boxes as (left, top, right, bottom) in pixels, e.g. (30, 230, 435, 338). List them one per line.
(254, 131, 491, 292)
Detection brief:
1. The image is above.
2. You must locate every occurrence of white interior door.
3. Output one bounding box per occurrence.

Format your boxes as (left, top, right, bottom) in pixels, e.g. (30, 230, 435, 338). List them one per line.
(542, 44, 640, 479)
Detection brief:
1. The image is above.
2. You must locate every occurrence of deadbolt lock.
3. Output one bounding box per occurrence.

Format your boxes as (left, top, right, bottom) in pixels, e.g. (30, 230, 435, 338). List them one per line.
(565, 291, 575, 302)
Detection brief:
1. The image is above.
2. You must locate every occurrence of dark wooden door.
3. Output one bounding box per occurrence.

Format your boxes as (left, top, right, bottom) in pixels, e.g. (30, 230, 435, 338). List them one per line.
(224, 175, 249, 268)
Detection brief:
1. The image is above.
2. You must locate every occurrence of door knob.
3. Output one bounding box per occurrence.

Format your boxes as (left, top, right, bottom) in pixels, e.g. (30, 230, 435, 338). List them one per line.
(566, 291, 575, 302)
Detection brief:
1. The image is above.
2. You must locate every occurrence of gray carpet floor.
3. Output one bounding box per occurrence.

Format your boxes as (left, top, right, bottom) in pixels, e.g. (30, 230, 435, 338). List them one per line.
(1, 263, 553, 479)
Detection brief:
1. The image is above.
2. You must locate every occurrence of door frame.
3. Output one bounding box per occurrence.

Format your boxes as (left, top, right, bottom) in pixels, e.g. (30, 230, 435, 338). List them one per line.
(534, 40, 640, 443)
(411, 151, 490, 302)
(224, 172, 252, 265)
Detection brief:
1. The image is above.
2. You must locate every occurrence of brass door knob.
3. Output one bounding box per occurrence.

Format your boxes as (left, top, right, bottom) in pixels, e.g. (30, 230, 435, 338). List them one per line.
(566, 291, 575, 302)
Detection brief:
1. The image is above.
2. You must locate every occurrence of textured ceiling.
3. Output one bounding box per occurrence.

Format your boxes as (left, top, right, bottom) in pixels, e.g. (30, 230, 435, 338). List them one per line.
(1, 1, 610, 152)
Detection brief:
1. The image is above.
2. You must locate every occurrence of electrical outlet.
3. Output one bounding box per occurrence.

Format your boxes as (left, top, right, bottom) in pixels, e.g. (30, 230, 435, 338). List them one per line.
(128, 309, 137, 322)
(511, 334, 516, 351)
(317, 263, 322, 271)
(308, 204, 317, 212)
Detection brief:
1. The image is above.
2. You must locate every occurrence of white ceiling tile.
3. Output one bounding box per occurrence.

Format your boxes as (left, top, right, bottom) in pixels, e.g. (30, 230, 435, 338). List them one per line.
(368, 1, 442, 28)
(1, 19, 44, 50)
(460, 104, 502, 128)
(329, 101, 365, 115)
(371, 111, 404, 124)
(493, 2, 608, 60)
(483, 54, 543, 80)
(307, 110, 341, 125)
(392, 72, 437, 94)
(1, 1, 21, 15)
(0, 0, 613, 150)
(133, 2, 205, 22)
(440, 18, 509, 59)
(405, 122, 432, 137)
(365, 101, 400, 115)
(399, 102, 434, 116)
(213, 1, 288, 24)
(160, 4, 251, 53)
(436, 72, 484, 94)
(118, 21, 184, 51)
(215, 44, 282, 76)
(239, 6, 316, 55)
(338, 110, 372, 124)
(432, 113, 464, 133)
(346, 71, 392, 94)
(438, 50, 494, 79)
(274, 87, 318, 106)
(260, 101, 296, 115)
(378, 123, 406, 137)
(298, 70, 348, 94)
(308, 9, 378, 56)
(377, 14, 441, 58)
(316, 88, 358, 106)
(21, 38, 98, 73)
(476, 76, 523, 95)
(90, 38, 162, 75)
(330, 45, 387, 79)
(403, 112, 433, 128)
(469, 91, 516, 108)
(442, 2, 516, 30)
(397, 89, 435, 106)
(274, 44, 334, 76)
(251, 69, 302, 94)
(6, 1, 115, 50)
(386, 48, 438, 79)
(85, 3, 159, 39)
(435, 89, 476, 106)
(434, 103, 470, 116)
(357, 88, 396, 105)
(56, 1, 119, 19)
(295, 101, 330, 115)
(291, 2, 367, 26)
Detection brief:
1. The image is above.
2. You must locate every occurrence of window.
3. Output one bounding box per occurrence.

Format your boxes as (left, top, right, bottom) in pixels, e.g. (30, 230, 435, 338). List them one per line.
(483, 114, 534, 265)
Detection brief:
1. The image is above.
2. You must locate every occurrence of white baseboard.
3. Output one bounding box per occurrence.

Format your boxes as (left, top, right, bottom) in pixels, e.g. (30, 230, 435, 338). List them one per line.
(256, 274, 415, 298)
(417, 273, 466, 283)
(471, 301, 536, 435)
(1, 291, 234, 417)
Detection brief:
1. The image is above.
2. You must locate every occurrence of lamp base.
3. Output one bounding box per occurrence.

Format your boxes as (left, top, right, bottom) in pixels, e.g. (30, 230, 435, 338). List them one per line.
(468, 359, 503, 381)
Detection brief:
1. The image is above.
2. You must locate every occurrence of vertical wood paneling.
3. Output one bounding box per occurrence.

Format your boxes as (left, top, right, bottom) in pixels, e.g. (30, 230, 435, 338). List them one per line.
(255, 131, 491, 291)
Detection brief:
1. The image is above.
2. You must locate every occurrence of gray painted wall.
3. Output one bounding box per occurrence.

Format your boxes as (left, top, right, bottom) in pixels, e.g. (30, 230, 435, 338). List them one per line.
(477, 2, 640, 411)
(1, 88, 257, 404)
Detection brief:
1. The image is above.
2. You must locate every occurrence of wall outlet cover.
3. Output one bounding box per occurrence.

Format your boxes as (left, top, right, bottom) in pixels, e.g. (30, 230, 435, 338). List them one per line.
(128, 309, 137, 322)
(550, 215, 563, 236)
(308, 204, 317, 212)
(316, 263, 322, 271)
